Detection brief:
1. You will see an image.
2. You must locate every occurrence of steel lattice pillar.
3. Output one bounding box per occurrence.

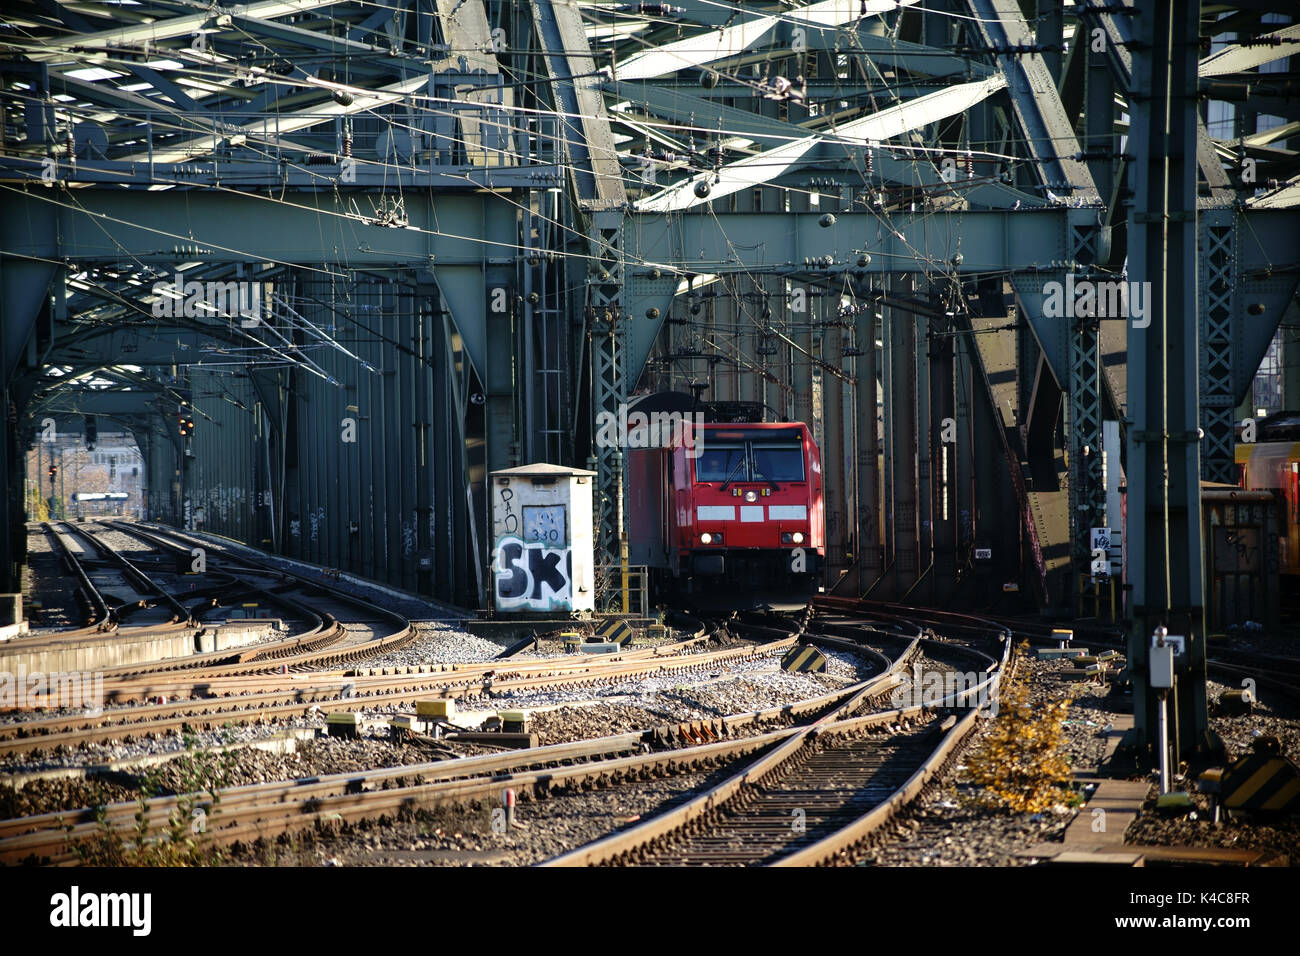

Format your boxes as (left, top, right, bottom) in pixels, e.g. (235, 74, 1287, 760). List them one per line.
(1068, 223, 1107, 576)
(1200, 216, 1237, 484)
(587, 216, 626, 605)
(1068, 318, 1104, 578)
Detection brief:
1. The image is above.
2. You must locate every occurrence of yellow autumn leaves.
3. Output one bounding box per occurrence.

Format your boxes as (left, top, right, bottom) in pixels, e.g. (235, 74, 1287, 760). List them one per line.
(965, 648, 1077, 813)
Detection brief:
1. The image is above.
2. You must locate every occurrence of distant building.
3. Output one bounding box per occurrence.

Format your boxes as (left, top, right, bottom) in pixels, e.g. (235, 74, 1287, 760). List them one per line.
(26, 432, 145, 518)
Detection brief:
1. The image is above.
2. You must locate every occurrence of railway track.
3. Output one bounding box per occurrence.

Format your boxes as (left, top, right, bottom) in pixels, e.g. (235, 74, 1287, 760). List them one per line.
(542, 620, 1006, 866)
(6, 533, 1020, 869)
(550, 714, 952, 866)
(59, 521, 193, 628)
(9, 521, 187, 643)
(4, 529, 827, 764)
(7, 521, 291, 653)
(0, 636, 800, 760)
(39, 524, 111, 633)
(3, 519, 416, 755)
(0, 630, 911, 864)
(3, 621, 717, 710)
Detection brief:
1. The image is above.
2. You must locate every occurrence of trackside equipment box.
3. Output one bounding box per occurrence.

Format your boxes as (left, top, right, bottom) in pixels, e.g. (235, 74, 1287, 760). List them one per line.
(490, 463, 596, 614)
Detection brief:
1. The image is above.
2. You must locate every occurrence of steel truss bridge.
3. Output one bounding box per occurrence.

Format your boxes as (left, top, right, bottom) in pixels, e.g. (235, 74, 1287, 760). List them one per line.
(2, 0, 1298, 753)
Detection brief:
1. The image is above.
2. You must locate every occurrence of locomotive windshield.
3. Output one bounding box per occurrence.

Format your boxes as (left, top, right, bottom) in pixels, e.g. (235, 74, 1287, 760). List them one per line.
(693, 432, 805, 483)
(695, 443, 746, 482)
(752, 442, 805, 482)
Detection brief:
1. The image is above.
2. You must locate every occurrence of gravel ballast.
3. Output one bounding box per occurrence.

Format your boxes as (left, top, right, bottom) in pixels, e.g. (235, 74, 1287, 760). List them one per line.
(5, 603, 1296, 866)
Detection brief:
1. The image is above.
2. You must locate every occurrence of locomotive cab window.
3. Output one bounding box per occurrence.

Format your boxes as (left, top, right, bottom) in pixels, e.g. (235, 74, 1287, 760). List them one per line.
(694, 433, 805, 484)
(751, 442, 805, 483)
(695, 443, 746, 482)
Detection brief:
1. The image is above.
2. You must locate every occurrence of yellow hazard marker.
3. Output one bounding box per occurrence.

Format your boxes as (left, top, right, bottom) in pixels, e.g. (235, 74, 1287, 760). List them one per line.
(596, 619, 633, 647)
(326, 711, 359, 738)
(1221, 749, 1300, 814)
(781, 645, 827, 674)
(388, 715, 416, 741)
(500, 710, 528, 734)
(416, 699, 454, 719)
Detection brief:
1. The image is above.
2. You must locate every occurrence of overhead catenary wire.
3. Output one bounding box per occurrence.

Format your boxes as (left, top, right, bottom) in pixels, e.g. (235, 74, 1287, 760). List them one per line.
(4, 0, 1192, 404)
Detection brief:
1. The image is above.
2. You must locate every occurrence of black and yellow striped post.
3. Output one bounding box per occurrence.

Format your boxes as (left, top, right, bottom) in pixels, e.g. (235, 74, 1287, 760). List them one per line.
(1221, 740, 1300, 815)
(596, 618, 633, 647)
(781, 645, 827, 674)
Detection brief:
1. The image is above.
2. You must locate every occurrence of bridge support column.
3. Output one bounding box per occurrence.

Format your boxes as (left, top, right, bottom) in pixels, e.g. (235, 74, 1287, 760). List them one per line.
(855, 297, 881, 593)
(1127, 1, 1208, 758)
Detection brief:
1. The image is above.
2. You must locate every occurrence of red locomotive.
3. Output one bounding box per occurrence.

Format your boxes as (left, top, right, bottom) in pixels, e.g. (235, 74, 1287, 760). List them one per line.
(627, 396, 825, 605)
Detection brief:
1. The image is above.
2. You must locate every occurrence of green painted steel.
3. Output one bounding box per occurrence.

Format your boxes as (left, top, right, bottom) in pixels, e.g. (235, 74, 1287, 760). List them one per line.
(1125, 3, 1208, 757)
(2, 0, 1298, 630)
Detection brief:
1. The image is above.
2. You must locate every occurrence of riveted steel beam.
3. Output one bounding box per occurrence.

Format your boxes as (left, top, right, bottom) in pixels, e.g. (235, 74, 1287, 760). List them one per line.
(1126, 0, 1207, 758)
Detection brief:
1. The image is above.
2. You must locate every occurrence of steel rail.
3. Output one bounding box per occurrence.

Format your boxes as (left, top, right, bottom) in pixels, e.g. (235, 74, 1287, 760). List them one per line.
(0, 630, 759, 739)
(0, 656, 908, 863)
(0, 662, 897, 847)
(772, 628, 1014, 866)
(41, 522, 112, 633)
(823, 597, 1300, 704)
(74, 633, 725, 704)
(0, 638, 800, 757)
(540, 613, 1007, 866)
(540, 654, 918, 866)
(58, 522, 193, 627)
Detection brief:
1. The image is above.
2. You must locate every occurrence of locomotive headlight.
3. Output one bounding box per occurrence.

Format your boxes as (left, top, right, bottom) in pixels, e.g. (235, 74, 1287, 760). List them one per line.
(700, 532, 721, 545)
(782, 532, 806, 545)
(744, 490, 758, 502)
(792, 531, 804, 544)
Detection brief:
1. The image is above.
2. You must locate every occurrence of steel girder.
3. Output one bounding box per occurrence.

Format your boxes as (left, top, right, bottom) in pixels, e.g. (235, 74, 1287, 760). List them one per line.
(529, 0, 629, 601)
(965, 0, 1097, 199)
(5, 0, 1298, 617)
(854, 296, 881, 593)
(1126, 3, 1208, 757)
(625, 207, 1104, 374)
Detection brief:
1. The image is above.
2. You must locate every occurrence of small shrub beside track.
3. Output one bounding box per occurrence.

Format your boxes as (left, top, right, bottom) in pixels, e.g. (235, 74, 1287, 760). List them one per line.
(66, 733, 237, 866)
(963, 644, 1078, 813)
